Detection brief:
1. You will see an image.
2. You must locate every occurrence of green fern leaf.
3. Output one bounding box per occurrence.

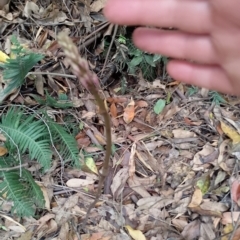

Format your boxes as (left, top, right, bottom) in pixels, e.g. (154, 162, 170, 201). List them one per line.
(0, 108, 52, 170)
(32, 91, 73, 109)
(49, 121, 80, 167)
(0, 171, 35, 216)
(22, 169, 45, 208)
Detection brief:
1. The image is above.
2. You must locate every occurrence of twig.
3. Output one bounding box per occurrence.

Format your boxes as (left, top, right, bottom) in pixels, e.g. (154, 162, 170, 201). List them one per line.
(0, 163, 28, 171)
(27, 71, 76, 79)
(100, 24, 118, 77)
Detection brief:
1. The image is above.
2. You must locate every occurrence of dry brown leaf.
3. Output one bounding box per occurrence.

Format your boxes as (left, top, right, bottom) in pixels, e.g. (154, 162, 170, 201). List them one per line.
(151, 79, 166, 89)
(17, 231, 33, 240)
(111, 167, 129, 199)
(110, 102, 117, 118)
(189, 206, 222, 218)
(39, 184, 50, 210)
(218, 139, 230, 164)
(0, 133, 6, 141)
(188, 188, 202, 208)
(172, 218, 188, 230)
(23, 1, 39, 18)
(231, 180, 240, 205)
(137, 196, 173, 210)
(0, 146, 8, 156)
(192, 144, 215, 170)
(136, 100, 148, 108)
(34, 74, 44, 96)
(81, 111, 96, 120)
(36, 214, 55, 232)
(200, 222, 216, 240)
(81, 231, 113, 240)
(123, 98, 135, 124)
(90, 0, 107, 12)
(136, 150, 154, 172)
(200, 200, 228, 212)
(66, 178, 94, 188)
(181, 220, 200, 240)
(184, 117, 202, 126)
(172, 129, 196, 138)
(222, 212, 240, 225)
(93, 129, 106, 145)
(47, 75, 59, 93)
(128, 143, 136, 178)
(128, 175, 151, 198)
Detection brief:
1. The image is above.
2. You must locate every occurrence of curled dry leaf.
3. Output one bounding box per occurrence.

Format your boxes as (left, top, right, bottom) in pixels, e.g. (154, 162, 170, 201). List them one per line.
(221, 121, 240, 144)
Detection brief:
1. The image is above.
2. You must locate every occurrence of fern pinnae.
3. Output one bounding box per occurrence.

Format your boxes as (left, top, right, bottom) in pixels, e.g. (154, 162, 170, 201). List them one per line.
(0, 171, 35, 216)
(49, 121, 80, 167)
(0, 108, 52, 170)
(22, 169, 45, 208)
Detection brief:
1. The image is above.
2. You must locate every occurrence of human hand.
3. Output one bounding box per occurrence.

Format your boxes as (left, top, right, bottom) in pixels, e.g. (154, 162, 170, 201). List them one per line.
(104, 0, 240, 95)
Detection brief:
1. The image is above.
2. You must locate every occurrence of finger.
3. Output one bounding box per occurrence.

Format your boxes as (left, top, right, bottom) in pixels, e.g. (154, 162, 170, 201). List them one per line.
(104, 0, 211, 34)
(167, 60, 237, 95)
(132, 28, 217, 64)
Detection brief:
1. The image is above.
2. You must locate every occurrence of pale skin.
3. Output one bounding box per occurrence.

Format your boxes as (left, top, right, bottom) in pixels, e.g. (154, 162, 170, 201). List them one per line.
(104, 0, 240, 95)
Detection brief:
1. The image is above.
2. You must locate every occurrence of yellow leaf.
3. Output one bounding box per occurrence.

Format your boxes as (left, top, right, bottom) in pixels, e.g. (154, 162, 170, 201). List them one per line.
(83, 157, 98, 175)
(0, 146, 8, 156)
(221, 121, 240, 144)
(0, 50, 9, 63)
(125, 225, 146, 240)
(222, 224, 233, 240)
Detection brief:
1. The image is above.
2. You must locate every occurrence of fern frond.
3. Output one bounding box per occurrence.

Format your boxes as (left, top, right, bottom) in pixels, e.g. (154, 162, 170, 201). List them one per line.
(22, 169, 45, 208)
(0, 169, 45, 216)
(0, 108, 52, 170)
(49, 121, 80, 167)
(0, 171, 35, 216)
(32, 91, 73, 109)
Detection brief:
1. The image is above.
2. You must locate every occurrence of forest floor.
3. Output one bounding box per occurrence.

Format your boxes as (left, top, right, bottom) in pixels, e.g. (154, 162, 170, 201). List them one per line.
(1, 0, 240, 239)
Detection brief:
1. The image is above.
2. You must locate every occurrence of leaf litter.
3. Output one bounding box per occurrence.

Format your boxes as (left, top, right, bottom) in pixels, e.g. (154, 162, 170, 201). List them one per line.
(1, 0, 240, 239)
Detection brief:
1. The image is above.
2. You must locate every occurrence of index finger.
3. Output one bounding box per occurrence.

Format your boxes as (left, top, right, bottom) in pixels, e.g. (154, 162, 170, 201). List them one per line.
(104, 0, 211, 34)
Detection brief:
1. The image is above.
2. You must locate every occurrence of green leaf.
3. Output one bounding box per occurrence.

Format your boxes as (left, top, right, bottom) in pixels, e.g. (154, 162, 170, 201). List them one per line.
(196, 175, 210, 195)
(48, 121, 80, 168)
(153, 54, 162, 62)
(154, 99, 166, 114)
(129, 55, 143, 67)
(144, 55, 155, 67)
